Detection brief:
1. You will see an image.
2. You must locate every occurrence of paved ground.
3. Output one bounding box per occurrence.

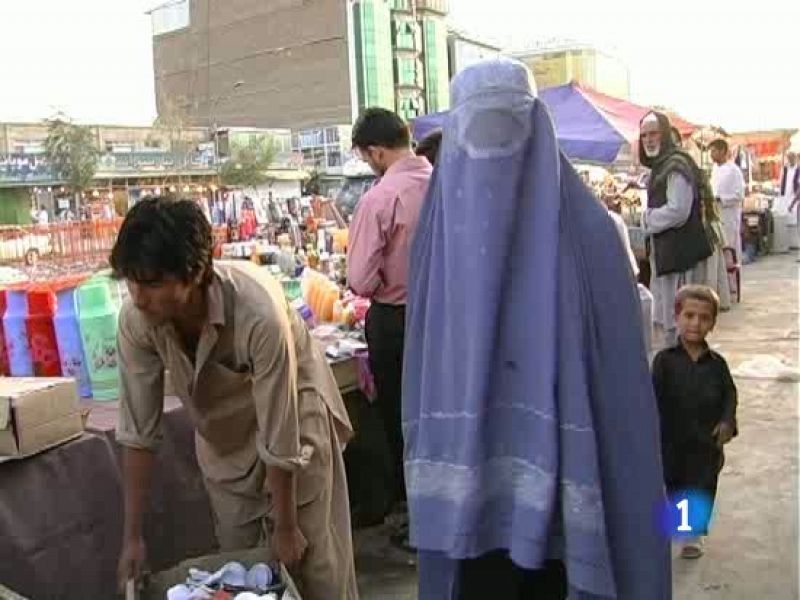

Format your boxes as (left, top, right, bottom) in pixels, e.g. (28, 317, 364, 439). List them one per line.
(356, 252, 799, 600)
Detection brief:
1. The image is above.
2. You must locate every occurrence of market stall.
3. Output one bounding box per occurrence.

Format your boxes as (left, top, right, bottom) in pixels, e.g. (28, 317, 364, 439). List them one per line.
(0, 180, 383, 598)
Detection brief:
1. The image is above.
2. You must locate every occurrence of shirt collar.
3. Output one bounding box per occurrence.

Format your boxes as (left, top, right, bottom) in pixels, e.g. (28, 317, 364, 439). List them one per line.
(384, 154, 431, 178)
(673, 338, 712, 360)
(206, 269, 226, 327)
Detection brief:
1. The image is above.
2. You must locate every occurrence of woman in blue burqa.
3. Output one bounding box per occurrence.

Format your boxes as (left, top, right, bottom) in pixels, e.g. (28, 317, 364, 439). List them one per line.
(402, 57, 671, 599)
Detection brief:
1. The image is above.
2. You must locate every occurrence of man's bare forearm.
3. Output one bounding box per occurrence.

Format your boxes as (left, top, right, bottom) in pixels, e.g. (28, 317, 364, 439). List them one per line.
(266, 466, 297, 529)
(122, 447, 156, 540)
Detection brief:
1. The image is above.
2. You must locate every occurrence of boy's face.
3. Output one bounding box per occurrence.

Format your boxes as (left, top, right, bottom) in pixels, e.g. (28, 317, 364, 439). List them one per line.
(676, 298, 716, 344)
(126, 274, 199, 326)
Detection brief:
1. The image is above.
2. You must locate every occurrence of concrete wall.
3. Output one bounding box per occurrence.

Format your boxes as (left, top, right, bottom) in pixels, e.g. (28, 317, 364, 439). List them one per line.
(153, 0, 354, 130)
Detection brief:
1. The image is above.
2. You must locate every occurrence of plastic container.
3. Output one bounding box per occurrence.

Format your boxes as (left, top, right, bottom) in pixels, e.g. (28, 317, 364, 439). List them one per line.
(0, 290, 9, 376)
(321, 287, 339, 323)
(281, 279, 302, 303)
(78, 281, 120, 401)
(89, 270, 124, 309)
(292, 298, 317, 331)
(54, 286, 93, 398)
(3, 289, 34, 376)
(26, 289, 62, 376)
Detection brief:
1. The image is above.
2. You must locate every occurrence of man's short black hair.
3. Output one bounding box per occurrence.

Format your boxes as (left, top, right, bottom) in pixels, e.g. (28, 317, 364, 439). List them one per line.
(415, 130, 442, 166)
(110, 197, 214, 286)
(351, 107, 411, 150)
(709, 138, 729, 154)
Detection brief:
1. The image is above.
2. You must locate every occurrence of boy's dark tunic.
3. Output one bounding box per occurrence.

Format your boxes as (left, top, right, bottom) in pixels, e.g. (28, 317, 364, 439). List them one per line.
(652, 342, 738, 511)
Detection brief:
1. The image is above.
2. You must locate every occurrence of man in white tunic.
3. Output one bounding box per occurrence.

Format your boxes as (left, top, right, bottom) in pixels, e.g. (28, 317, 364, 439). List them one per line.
(778, 152, 800, 248)
(640, 112, 713, 346)
(710, 139, 745, 261)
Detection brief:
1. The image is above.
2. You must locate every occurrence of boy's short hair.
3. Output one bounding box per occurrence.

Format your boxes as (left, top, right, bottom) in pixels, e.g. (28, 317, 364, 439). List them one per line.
(674, 284, 720, 319)
(351, 107, 411, 150)
(709, 138, 729, 154)
(110, 197, 214, 287)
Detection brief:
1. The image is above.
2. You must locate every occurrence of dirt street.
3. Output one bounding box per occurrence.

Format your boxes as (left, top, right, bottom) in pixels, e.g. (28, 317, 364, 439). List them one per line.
(357, 253, 799, 600)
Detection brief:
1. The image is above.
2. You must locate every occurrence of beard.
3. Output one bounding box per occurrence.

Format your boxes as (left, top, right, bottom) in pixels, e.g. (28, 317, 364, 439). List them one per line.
(644, 145, 661, 158)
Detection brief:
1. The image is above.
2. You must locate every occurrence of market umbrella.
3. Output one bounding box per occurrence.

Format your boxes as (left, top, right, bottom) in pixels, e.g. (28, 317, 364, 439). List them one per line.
(411, 81, 698, 164)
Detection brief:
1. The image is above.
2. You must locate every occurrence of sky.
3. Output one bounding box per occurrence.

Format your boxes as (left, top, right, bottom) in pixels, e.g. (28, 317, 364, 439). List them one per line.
(0, 0, 797, 132)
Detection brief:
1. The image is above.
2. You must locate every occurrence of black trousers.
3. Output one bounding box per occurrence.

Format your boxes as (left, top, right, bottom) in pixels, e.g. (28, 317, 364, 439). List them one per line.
(365, 302, 406, 503)
(458, 553, 567, 600)
(664, 442, 724, 535)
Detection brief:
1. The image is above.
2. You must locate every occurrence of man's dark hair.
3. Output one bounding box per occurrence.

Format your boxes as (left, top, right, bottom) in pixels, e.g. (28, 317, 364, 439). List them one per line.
(352, 107, 411, 150)
(110, 197, 214, 286)
(415, 130, 442, 166)
(709, 139, 729, 154)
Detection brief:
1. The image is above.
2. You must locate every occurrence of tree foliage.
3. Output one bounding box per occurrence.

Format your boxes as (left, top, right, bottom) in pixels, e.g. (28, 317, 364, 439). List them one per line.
(219, 134, 277, 188)
(44, 115, 99, 195)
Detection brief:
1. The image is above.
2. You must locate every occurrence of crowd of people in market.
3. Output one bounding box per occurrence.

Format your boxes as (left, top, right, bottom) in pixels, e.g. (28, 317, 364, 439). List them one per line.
(101, 57, 776, 599)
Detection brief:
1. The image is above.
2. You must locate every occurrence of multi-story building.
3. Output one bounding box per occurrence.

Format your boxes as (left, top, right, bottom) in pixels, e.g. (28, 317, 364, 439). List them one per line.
(447, 29, 501, 80)
(150, 0, 451, 168)
(0, 121, 304, 224)
(513, 43, 631, 99)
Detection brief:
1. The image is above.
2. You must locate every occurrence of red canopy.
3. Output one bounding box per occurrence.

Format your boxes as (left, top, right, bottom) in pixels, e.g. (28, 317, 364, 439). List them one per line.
(575, 83, 697, 144)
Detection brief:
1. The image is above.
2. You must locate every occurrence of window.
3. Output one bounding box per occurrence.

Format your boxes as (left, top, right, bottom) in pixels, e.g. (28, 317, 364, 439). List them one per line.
(327, 149, 343, 168)
(298, 129, 324, 148)
(396, 57, 417, 86)
(325, 127, 340, 145)
(150, 0, 190, 36)
(301, 148, 325, 169)
(397, 97, 421, 121)
(395, 21, 416, 50)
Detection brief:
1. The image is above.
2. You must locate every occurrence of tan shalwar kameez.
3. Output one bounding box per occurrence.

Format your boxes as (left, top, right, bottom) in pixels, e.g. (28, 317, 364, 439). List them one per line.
(116, 260, 358, 600)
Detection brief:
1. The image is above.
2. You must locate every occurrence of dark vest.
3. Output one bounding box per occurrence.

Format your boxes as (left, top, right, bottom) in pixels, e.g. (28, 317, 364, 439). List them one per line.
(647, 156, 712, 276)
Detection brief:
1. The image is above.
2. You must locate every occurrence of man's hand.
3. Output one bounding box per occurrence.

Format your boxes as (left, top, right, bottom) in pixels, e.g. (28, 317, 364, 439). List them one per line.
(117, 535, 147, 592)
(273, 525, 308, 568)
(712, 421, 735, 448)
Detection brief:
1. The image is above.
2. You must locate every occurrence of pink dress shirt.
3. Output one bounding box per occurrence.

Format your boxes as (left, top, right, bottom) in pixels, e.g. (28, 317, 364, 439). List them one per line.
(347, 155, 432, 305)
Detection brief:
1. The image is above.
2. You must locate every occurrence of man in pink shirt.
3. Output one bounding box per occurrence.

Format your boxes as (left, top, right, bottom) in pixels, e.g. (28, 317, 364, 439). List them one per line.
(347, 108, 432, 522)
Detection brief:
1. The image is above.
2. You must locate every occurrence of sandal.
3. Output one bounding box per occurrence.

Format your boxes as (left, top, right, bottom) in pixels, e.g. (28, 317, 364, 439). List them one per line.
(680, 538, 705, 559)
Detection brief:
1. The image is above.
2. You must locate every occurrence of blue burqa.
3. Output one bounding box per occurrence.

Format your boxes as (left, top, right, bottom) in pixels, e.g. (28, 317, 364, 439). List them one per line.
(403, 58, 671, 599)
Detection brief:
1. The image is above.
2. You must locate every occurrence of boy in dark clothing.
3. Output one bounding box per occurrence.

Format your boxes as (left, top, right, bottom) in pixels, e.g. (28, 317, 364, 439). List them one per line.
(652, 284, 738, 559)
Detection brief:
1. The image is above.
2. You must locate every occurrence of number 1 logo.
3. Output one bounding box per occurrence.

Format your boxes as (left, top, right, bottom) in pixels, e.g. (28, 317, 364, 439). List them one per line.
(676, 499, 693, 532)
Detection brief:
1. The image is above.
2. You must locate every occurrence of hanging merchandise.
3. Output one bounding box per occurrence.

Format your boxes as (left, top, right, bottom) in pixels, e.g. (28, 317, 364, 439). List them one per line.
(54, 286, 93, 398)
(26, 289, 62, 377)
(78, 280, 120, 401)
(3, 289, 34, 376)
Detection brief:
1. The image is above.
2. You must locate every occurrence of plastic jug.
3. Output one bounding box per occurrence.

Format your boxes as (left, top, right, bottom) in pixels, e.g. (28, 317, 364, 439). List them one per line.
(0, 291, 9, 376)
(3, 289, 34, 376)
(78, 281, 120, 401)
(89, 270, 124, 309)
(26, 289, 62, 376)
(54, 287, 92, 398)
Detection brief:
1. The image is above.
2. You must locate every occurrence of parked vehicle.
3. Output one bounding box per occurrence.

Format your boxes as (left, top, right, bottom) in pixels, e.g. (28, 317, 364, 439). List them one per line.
(0, 226, 52, 265)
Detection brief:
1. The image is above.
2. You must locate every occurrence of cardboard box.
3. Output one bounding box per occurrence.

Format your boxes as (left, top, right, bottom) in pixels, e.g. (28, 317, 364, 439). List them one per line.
(0, 378, 84, 461)
(142, 548, 302, 600)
